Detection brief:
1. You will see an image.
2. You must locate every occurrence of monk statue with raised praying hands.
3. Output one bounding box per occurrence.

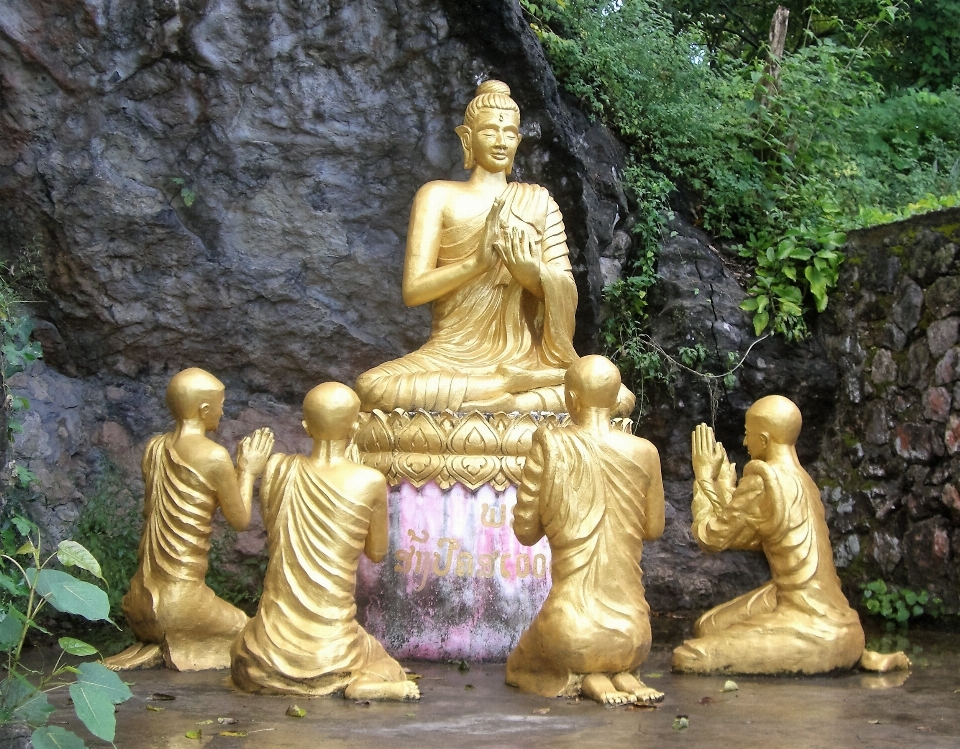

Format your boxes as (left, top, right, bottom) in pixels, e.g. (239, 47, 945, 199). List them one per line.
(231, 382, 420, 701)
(105, 367, 275, 671)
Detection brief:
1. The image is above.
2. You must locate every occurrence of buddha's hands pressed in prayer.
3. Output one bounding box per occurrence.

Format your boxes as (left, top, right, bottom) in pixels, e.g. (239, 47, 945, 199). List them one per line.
(692, 423, 730, 483)
(476, 196, 506, 273)
(237, 427, 275, 476)
(495, 225, 542, 295)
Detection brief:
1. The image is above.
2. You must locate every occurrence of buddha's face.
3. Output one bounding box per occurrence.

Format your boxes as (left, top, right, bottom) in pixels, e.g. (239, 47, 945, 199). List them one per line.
(469, 107, 521, 173)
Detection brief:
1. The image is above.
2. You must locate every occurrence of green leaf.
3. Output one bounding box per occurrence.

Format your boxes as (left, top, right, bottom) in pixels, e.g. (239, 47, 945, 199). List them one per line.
(181, 187, 196, 207)
(31, 726, 88, 749)
(0, 607, 24, 651)
(69, 663, 132, 742)
(1, 674, 55, 727)
(11, 517, 36, 536)
(75, 662, 133, 704)
(26, 569, 111, 622)
(69, 684, 116, 742)
(56, 541, 104, 581)
(753, 310, 770, 336)
(16, 541, 38, 556)
(58, 637, 98, 656)
(739, 297, 759, 311)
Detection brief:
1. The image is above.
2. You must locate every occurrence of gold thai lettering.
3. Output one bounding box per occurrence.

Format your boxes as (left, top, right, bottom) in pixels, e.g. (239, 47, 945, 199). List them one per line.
(433, 538, 460, 577)
(515, 553, 531, 578)
(455, 551, 474, 577)
(413, 549, 429, 592)
(533, 554, 547, 578)
(394, 547, 413, 574)
(408, 528, 429, 544)
(480, 503, 507, 528)
(476, 551, 499, 578)
(499, 552, 512, 578)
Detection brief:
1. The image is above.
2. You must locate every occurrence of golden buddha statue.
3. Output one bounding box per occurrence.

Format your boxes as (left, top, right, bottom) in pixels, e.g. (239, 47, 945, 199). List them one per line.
(355, 80, 634, 415)
(231, 382, 420, 701)
(505, 356, 664, 705)
(104, 368, 275, 671)
(673, 396, 907, 675)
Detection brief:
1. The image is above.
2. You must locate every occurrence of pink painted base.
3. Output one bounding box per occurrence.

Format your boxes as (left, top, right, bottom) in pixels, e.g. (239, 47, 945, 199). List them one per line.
(356, 480, 551, 662)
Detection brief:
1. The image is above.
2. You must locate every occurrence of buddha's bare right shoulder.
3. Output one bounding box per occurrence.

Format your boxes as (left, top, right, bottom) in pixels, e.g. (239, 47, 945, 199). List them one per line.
(414, 180, 466, 206)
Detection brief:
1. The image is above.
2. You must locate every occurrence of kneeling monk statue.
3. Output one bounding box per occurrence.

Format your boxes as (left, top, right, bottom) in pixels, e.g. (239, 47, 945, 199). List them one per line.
(231, 382, 420, 700)
(105, 368, 275, 671)
(355, 80, 633, 415)
(506, 356, 665, 705)
(673, 395, 908, 675)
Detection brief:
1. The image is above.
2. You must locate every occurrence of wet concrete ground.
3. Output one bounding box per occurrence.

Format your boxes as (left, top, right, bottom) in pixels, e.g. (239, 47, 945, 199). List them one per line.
(34, 628, 958, 749)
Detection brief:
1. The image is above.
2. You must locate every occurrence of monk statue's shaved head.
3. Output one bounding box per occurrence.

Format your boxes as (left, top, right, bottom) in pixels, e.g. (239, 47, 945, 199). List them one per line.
(166, 368, 224, 419)
(746, 395, 802, 446)
(303, 382, 361, 440)
(565, 355, 622, 410)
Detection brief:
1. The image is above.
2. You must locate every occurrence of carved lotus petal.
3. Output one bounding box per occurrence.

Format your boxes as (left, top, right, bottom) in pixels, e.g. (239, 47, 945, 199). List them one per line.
(448, 455, 500, 490)
(501, 456, 525, 487)
(396, 452, 443, 487)
(449, 412, 500, 455)
(355, 409, 395, 452)
(396, 410, 446, 454)
(502, 412, 538, 456)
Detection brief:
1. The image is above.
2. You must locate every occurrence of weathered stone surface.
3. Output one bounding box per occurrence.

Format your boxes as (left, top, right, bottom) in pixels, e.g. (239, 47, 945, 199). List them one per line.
(925, 276, 960, 319)
(870, 348, 897, 384)
(923, 386, 952, 422)
(816, 208, 960, 613)
(927, 317, 960, 357)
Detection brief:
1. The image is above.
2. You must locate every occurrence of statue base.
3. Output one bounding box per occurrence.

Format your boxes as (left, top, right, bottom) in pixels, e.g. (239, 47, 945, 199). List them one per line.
(356, 479, 551, 662)
(354, 409, 633, 661)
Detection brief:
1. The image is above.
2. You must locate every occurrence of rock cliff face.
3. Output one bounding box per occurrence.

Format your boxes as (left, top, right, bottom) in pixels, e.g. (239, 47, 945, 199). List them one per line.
(0, 0, 628, 396)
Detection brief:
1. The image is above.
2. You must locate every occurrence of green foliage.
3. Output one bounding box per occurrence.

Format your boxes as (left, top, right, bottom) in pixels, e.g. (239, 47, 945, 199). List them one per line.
(71, 465, 142, 622)
(861, 579, 944, 626)
(0, 517, 133, 747)
(206, 527, 266, 615)
(521, 0, 960, 346)
(171, 177, 197, 207)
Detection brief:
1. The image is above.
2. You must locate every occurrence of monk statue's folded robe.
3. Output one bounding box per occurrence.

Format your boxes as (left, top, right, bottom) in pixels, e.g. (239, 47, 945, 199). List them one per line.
(356, 182, 578, 413)
(673, 460, 864, 674)
(231, 454, 407, 695)
(121, 434, 248, 671)
(506, 425, 653, 697)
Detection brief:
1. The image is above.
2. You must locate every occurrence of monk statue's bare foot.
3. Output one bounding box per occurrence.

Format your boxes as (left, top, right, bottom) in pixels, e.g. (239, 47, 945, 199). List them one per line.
(103, 642, 164, 671)
(345, 677, 421, 701)
(581, 674, 636, 706)
(860, 650, 912, 673)
(611, 673, 664, 704)
(498, 364, 565, 393)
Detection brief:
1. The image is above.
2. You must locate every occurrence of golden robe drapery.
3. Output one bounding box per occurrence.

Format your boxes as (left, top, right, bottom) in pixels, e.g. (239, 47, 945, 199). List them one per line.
(356, 182, 578, 412)
(231, 454, 405, 695)
(506, 425, 652, 696)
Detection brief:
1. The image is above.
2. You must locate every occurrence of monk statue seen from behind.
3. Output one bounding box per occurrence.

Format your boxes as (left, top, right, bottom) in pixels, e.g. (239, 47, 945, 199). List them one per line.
(673, 395, 909, 675)
(231, 382, 420, 701)
(506, 356, 665, 705)
(355, 80, 633, 415)
(105, 368, 275, 671)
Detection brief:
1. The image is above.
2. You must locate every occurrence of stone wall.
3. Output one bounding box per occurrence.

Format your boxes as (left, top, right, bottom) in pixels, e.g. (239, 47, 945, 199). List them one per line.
(815, 208, 960, 612)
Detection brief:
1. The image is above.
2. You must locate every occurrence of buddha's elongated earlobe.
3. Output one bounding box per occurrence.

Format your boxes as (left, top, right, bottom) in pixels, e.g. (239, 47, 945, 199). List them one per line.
(455, 125, 474, 170)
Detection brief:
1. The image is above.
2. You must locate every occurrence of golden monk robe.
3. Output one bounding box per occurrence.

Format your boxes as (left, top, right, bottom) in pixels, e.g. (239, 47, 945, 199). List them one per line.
(673, 396, 876, 674)
(231, 382, 419, 700)
(105, 368, 275, 671)
(506, 356, 664, 705)
(355, 80, 633, 415)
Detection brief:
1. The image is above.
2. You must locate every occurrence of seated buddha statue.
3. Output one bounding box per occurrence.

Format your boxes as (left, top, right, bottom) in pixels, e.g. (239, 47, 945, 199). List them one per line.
(355, 80, 634, 415)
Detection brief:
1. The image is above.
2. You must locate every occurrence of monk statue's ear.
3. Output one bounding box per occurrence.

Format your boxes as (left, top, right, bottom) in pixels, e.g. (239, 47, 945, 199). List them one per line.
(301, 419, 311, 438)
(455, 125, 473, 170)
